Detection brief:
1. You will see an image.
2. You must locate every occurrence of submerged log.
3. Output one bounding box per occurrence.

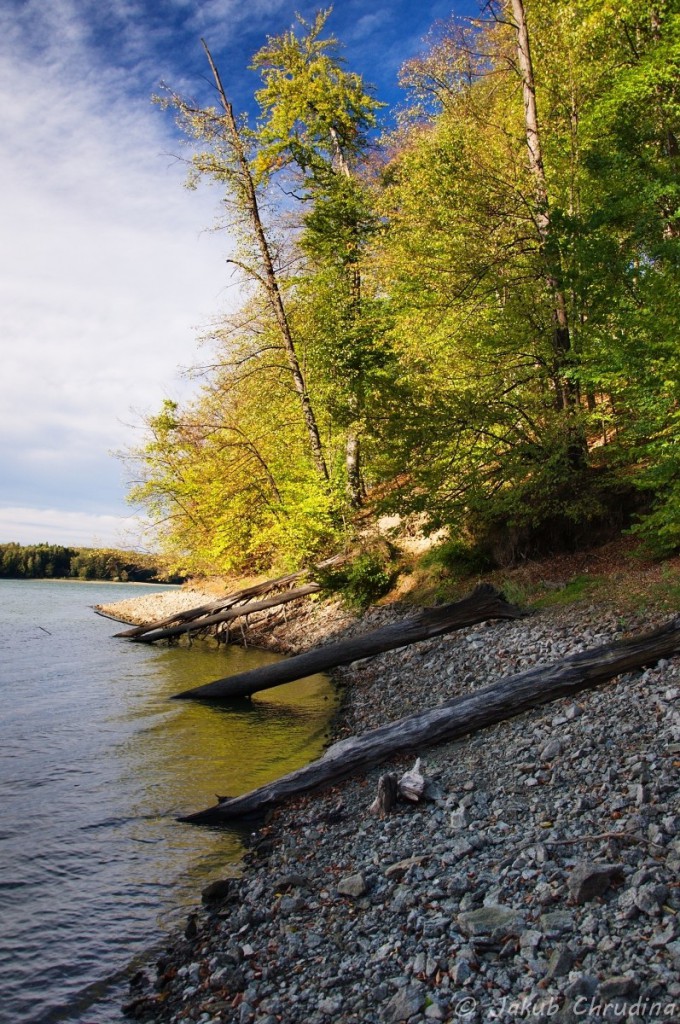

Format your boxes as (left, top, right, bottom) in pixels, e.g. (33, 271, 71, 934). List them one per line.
(126, 585, 320, 644)
(180, 616, 680, 824)
(173, 584, 525, 700)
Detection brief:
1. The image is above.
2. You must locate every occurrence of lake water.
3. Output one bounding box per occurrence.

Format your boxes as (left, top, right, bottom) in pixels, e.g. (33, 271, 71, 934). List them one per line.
(0, 579, 336, 1024)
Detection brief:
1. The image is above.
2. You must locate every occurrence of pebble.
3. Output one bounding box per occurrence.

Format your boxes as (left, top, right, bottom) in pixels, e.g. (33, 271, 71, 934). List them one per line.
(118, 596, 680, 1024)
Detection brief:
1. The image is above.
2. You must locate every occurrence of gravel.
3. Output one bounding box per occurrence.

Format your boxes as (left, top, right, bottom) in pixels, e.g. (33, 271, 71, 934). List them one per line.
(110, 590, 680, 1023)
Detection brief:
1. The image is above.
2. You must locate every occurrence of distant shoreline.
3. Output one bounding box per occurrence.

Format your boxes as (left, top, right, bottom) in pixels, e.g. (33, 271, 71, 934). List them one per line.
(0, 577, 180, 586)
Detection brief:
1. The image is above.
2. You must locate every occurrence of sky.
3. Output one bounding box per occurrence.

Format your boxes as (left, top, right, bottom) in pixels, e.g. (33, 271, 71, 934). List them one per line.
(0, 0, 475, 551)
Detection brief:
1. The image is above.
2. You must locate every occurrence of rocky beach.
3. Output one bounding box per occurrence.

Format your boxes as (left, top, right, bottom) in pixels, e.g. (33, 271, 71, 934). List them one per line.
(97, 587, 680, 1024)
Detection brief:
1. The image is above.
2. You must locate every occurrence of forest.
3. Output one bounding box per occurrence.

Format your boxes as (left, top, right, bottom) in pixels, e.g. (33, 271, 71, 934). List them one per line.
(127, 0, 679, 580)
(0, 543, 182, 583)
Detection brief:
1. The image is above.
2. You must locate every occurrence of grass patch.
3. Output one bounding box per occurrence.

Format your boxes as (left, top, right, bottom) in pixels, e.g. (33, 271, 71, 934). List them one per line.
(617, 565, 680, 614)
(385, 534, 679, 618)
(531, 574, 605, 609)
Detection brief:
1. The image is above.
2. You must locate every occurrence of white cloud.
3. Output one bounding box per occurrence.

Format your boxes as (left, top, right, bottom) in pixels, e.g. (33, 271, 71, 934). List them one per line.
(0, 506, 150, 549)
(0, 2, 237, 546)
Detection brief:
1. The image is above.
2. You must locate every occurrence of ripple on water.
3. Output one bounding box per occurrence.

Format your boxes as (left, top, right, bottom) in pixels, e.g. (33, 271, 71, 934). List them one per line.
(0, 579, 336, 1024)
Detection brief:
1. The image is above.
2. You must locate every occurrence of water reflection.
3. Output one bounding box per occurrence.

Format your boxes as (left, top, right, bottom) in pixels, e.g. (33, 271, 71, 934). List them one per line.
(113, 640, 336, 817)
(0, 581, 338, 1024)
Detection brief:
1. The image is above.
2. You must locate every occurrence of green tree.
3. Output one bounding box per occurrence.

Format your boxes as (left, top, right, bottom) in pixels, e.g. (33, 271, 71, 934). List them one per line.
(128, 328, 343, 576)
(373, 0, 679, 555)
(251, 10, 388, 506)
(159, 41, 329, 483)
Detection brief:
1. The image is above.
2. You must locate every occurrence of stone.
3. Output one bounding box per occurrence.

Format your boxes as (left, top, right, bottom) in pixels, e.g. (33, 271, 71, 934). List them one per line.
(598, 976, 638, 1000)
(540, 911, 574, 937)
(449, 808, 471, 830)
(210, 965, 245, 991)
(449, 837, 475, 859)
(278, 895, 306, 915)
(201, 878, 237, 905)
(337, 873, 367, 898)
(649, 921, 676, 947)
(458, 905, 524, 941)
(567, 862, 622, 904)
(273, 872, 309, 891)
(666, 940, 680, 967)
(519, 929, 542, 951)
(385, 856, 426, 880)
(383, 984, 425, 1022)
(540, 737, 563, 761)
(450, 959, 471, 985)
(633, 882, 669, 916)
(564, 973, 599, 999)
(545, 944, 575, 979)
(412, 952, 426, 975)
(318, 995, 344, 1015)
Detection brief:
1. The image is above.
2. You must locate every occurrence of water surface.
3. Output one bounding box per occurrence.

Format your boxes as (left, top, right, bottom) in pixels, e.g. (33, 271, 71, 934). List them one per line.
(0, 579, 335, 1023)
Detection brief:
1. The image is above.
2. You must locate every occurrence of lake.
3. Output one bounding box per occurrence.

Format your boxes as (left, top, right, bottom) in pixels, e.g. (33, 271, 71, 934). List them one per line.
(0, 579, 336, 1023)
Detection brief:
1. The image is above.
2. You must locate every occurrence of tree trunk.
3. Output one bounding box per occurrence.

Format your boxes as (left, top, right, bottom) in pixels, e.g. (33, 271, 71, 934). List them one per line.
(180, 616, 680, 823)
(172, 584, 525, 700)
(201, 41, 329, 481)
(110, 570, 311, 637)
(345, 431, 362, 508)
(109, 556, 345, 639)
(330, 123, 366, 507)
(124, 584, 320, 644)
(509, 0, 584, 464)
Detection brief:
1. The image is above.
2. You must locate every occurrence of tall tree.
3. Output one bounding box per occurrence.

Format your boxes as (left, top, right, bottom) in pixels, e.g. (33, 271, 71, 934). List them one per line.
(507, 0, 575, 415)
(251, 10, 385, 506)
(160, 41, 329, 482)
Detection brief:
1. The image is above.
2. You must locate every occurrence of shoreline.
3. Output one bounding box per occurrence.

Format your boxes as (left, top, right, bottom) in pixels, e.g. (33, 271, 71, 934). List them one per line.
(102, 589, 680, 1024)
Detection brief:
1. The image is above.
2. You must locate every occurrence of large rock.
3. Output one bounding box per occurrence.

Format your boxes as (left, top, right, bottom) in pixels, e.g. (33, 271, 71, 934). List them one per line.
(201, 877, 238, 905)
(337, 872, 367, 898)
(458, 904, 524, 942)
(540, 911, 574, 937)
(567, 862, 623, 904)
(382, 984, 425, 1023)
(545, 943, 576, 979)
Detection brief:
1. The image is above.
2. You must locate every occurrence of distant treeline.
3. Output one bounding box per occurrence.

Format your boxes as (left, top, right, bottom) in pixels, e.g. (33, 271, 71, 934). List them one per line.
(0, 543, 185, 583)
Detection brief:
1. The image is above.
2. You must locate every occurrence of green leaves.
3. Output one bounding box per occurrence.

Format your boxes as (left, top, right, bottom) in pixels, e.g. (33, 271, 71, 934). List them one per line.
(251, 9, 382, 182)
(134, 3, 680, 578)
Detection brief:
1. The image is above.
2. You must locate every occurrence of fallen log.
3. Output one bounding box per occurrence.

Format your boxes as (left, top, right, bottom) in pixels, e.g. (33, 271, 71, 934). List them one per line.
(126, 584, 321, 644)
(173, 583, 525, 700)
(115, 572, 310, 638)
(179, 616, 680, 824)
(114, 555, 345, 639)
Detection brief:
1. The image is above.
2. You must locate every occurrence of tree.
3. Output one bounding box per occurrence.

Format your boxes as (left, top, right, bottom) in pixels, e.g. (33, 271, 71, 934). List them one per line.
(251, 10, 387, 506)
(506, 0, 582, 448)
(127, 320, 343, 576)
(368, 0, 680, 557)
(159, 41, 329, 483)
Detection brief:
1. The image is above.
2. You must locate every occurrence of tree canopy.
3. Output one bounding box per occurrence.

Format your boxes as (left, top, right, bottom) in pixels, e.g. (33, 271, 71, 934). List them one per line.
(128, 2, 679, 576)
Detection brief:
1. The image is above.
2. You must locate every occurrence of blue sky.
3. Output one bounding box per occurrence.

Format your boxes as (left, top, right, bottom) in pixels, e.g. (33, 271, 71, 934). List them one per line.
(0, 0, 475, 550)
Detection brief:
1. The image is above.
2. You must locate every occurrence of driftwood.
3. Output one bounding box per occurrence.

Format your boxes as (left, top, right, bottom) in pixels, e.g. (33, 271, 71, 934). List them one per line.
(114, 555, 344, 640)
(172, 584, 525, 700)
(398, 758, 426, 802)
(123, 585, 320, 644)
(179, 616, 680, 824)
(113, 571, 306, 638)
(369, 773, 398, 816)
